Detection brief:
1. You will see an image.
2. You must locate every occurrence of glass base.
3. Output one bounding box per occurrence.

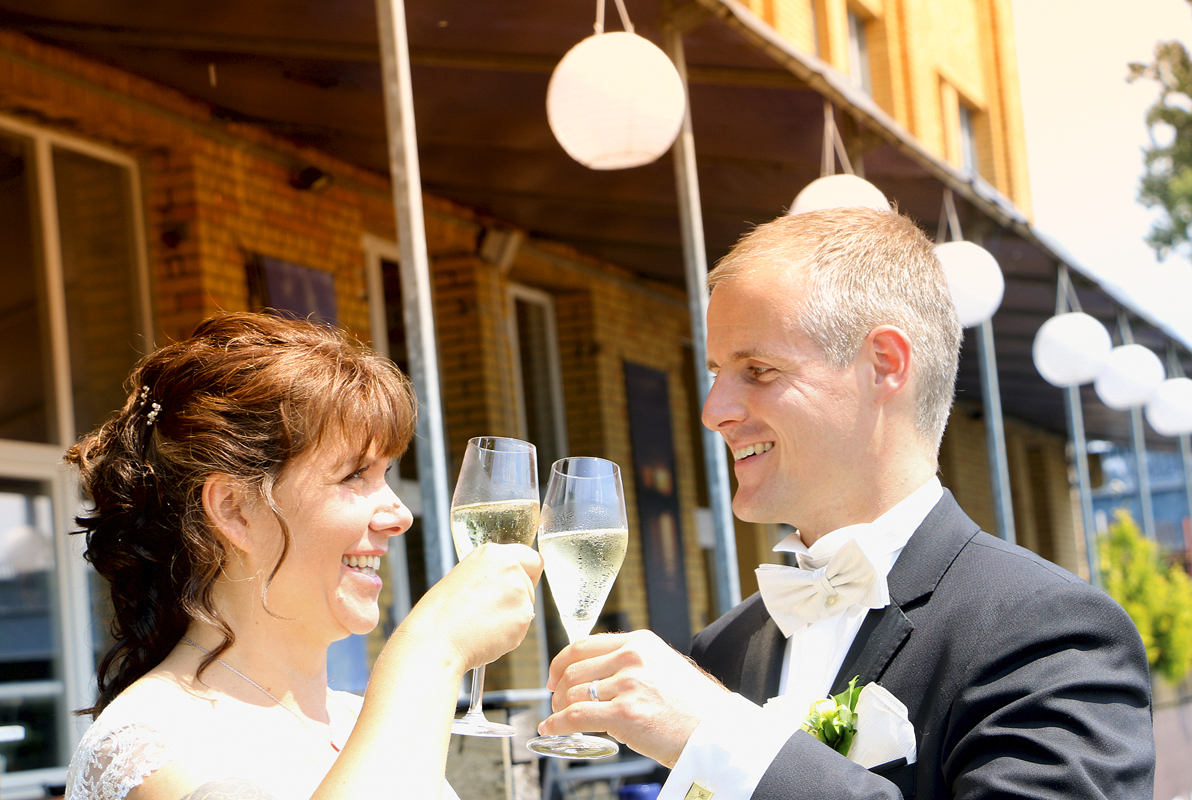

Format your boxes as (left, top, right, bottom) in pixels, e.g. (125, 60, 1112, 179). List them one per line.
(452, 710, 518, 737)
(526, 733, 619, 759)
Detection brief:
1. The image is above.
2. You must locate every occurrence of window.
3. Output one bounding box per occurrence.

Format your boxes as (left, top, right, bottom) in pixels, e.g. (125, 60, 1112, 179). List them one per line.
(959, 102, 979, 176)
(0, 116, 150, 795)
(847, 10, 872, 95)
(507, 285, 568, 489)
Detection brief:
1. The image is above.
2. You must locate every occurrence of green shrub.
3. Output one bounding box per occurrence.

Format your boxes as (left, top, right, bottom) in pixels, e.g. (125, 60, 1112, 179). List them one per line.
(1099, 510, 1192, 683)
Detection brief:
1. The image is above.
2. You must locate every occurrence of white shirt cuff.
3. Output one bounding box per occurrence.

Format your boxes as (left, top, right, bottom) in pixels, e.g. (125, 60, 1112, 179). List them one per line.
(658, 693, 802, 800)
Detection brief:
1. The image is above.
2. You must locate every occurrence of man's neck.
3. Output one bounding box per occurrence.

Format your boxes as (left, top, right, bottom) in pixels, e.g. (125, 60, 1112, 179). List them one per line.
(797, 464, 938, 547)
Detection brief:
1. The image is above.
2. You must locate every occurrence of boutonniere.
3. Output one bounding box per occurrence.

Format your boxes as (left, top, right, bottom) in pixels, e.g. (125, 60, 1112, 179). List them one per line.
(800, 676, 861, 756)
(796, 678, 918, 769)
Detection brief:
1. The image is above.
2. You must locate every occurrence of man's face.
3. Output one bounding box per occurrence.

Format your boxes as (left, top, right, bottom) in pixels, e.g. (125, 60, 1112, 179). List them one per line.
(702, 264, 878, 537)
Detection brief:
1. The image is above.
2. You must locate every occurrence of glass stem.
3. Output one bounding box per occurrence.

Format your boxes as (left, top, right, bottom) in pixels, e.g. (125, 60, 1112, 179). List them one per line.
(467, 664, 486, 715)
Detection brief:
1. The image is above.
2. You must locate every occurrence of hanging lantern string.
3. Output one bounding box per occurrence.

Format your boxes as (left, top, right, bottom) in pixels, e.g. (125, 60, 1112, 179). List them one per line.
(936, 189, 964, 243)
(594, 0, 635, 35)
(820, 101, 854, 177)
(1054, 264, 1084, 316)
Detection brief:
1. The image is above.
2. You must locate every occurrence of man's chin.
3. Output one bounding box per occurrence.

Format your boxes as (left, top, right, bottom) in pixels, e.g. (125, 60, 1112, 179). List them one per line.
(730, 494, 786, 525)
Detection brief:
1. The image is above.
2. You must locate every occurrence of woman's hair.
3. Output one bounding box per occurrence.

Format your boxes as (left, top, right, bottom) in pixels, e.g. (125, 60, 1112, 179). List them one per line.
(65, 312, 416, 718)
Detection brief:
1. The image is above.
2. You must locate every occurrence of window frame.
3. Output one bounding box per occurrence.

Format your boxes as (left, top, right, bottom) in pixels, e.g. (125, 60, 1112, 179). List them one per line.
(505, 283, 570, 464)
(0, 114, 152, 795)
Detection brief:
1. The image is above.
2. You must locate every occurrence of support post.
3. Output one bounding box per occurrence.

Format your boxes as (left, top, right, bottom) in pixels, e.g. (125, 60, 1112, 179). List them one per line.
(662, 19, 741, 615)
(1065, 385, 1100, 587)
(375, 0, 455, 586)
(1130, 406, 1158, 541)
(977, 319, 1016, 544)
(1182, 433, 1192, 558)
(1117, 311, 1157, 543)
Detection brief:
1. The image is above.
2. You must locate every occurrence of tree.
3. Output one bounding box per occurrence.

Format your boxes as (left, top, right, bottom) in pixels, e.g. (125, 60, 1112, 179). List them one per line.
(1099, 510, 1192, 683)
(1128, 14, 1192, 260)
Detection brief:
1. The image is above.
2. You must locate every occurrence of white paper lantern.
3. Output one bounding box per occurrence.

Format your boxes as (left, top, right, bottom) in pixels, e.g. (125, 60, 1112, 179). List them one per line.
(788, 174, 892, 215)
(1031, 312, 1112, 387)
(934, 241, 1004, 327)
(1093, 344, 1166, 410)
(1145, 377, 1192, 436)
(546, 31, 686, 170)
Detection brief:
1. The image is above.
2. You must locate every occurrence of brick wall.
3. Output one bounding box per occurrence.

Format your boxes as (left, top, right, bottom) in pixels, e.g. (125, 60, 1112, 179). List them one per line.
(940, 399, 1086, 578)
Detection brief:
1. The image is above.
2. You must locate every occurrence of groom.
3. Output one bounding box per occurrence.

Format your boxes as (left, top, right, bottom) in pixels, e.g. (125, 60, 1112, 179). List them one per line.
(537, 208, 1155, 798)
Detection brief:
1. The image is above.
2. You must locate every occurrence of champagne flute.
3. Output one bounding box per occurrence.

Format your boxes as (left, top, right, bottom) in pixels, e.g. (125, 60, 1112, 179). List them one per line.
(450, 436, 540, 737)
(527, 456, 629, 759)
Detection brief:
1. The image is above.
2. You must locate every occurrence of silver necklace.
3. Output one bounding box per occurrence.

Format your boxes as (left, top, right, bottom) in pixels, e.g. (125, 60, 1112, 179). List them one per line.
(180, 635, 341, 752)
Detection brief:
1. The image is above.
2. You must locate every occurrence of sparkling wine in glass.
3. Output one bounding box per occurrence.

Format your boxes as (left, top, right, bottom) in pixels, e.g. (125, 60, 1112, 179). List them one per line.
(527, 456, 629, 759)
(450, 436, 539, 737)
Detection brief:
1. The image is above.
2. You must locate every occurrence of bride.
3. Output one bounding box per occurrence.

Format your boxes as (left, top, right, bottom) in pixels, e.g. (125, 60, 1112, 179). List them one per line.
(64, 313, 542, 800)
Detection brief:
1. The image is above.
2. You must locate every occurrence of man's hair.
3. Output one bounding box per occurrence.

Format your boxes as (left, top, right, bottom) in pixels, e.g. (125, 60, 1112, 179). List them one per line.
(707, 208, 962, 447)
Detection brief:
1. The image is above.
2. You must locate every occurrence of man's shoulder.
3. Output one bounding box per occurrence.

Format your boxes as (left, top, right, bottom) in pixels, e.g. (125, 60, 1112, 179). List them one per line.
(948, 529, 1093, 594)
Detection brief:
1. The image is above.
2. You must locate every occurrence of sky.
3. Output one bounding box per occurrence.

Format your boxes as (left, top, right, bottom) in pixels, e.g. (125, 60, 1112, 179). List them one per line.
(1010, 0, 1192, 350)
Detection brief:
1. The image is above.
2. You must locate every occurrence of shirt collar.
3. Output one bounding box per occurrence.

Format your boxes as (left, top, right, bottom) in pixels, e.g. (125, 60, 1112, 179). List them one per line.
(773, 477, 943, 573)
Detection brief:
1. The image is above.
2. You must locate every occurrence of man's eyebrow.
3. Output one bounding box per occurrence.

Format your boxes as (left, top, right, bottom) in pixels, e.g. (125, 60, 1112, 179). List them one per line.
(707, 348, 774, 371)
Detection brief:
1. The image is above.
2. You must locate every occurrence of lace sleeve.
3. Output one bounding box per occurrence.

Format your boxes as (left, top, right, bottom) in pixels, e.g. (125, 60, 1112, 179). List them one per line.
(65, 721, 173, 800)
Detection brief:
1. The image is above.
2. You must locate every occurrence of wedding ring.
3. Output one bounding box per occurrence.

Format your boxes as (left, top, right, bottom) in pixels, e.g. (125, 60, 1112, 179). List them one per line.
(589, 681, 601, 702)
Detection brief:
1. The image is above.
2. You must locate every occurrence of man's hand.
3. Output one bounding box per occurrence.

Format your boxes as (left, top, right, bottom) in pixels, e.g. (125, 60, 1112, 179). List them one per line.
(537, 630, 732, 768)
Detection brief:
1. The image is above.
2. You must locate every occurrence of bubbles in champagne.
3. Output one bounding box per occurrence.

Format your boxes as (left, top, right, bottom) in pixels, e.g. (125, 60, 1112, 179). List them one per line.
(451, 499, 540, 559)
(539, 528, 628, 641)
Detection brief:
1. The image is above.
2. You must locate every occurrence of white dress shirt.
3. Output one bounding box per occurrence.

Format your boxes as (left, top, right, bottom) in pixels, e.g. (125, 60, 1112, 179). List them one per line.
(657, 478, 943, 800)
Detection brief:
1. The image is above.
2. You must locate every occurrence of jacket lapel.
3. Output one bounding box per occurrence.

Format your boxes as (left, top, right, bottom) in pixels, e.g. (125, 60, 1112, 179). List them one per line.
(740, 612, 786, 706)
(829, 491, 980, 694)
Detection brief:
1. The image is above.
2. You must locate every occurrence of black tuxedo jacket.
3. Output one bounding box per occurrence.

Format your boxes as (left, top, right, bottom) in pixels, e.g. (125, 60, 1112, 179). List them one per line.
(691, 492, 1154, 799)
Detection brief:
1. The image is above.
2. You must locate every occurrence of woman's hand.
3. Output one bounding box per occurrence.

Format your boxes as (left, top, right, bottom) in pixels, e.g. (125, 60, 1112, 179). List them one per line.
(397, 543, 543, 674)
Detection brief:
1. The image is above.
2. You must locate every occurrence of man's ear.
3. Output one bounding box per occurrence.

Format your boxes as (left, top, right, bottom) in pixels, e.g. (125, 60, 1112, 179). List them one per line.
(864, 325, 913, 404)
(202, 473, 256, 554)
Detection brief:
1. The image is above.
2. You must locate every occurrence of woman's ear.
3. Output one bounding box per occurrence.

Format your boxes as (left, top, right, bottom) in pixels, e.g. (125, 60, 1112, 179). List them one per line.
(202, 473, 256, 554)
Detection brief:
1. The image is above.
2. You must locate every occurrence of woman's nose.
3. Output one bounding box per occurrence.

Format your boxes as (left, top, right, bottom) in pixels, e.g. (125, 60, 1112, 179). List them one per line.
(373, 484, 414, 537)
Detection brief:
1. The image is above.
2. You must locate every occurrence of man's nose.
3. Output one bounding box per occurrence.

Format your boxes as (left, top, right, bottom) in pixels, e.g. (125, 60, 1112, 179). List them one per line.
(701, 374, 743, 431)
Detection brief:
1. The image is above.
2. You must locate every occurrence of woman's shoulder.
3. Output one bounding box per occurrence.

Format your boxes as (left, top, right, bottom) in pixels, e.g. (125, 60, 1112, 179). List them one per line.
(65, 678, 204, 800)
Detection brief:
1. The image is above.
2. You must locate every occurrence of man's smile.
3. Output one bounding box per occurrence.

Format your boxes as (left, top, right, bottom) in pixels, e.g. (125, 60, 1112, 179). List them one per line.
(732, 442, 774, 461)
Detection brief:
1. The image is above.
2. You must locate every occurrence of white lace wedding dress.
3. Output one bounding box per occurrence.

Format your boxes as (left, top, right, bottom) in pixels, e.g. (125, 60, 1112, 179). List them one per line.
(65, 686, 461, 800)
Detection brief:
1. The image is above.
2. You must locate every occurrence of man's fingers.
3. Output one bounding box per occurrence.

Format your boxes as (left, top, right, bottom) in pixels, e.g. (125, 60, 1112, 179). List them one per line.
(546, 632, 635, 688)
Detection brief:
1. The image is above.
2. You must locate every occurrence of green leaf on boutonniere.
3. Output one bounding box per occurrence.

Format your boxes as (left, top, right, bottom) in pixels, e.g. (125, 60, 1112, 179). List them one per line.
(800, 676, 861, 756)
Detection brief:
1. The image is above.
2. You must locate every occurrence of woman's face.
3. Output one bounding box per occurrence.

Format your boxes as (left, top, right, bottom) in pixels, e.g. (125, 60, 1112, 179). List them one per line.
(247, 438, 413, 644)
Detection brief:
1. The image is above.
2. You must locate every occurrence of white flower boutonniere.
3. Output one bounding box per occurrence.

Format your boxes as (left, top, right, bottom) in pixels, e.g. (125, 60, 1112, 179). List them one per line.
(798, 677, 918, 769)
(800, 676, 861, 755)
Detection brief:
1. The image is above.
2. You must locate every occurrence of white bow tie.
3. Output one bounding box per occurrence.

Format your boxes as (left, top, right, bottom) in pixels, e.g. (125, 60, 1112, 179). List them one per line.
(756, 538, 889, 637)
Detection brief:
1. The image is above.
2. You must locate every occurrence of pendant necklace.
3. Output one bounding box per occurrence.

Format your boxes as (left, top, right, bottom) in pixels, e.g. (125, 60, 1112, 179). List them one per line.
(181, 635, 341, 753)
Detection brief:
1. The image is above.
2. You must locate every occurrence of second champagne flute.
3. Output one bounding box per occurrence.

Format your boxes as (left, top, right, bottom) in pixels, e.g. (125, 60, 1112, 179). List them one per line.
(450, 436, 539, 737)
(527, 456, 629, 759)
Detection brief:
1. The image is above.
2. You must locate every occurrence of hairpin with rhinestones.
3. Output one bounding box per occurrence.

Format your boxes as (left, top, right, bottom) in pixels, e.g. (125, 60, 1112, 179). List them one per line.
(139, 385, 162, 426)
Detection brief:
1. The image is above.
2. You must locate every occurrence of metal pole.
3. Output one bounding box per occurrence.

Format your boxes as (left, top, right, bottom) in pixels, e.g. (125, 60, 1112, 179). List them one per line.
(662, 22, 741, 615)
(1117, 311, 1157, 543)
(1065, 385, 1101, 587)
(1181, 433, 1192, 557)
(375, 0, 455, 585)
(1055, 266, 1098, 585)
(977, 318, 1016, 544)
(1130, 406, 1158, 541)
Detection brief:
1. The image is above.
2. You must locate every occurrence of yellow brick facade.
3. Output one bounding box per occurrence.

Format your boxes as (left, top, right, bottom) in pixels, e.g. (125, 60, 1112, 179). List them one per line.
(739, 0, 1032, 215)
